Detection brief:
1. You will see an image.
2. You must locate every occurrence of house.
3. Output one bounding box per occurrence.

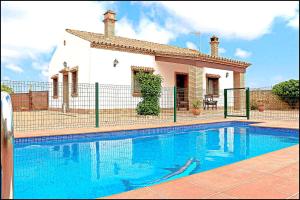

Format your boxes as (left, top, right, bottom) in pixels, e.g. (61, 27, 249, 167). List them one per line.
(48, 10, 251, 111)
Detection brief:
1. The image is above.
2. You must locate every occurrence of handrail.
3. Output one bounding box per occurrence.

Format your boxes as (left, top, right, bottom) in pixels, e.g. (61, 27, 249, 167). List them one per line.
(1, 91, 14, 199)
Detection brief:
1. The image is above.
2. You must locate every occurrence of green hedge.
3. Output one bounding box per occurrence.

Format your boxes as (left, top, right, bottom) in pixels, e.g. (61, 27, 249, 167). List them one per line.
(272, 79, 299, 108)
(136, 72, 162, 116)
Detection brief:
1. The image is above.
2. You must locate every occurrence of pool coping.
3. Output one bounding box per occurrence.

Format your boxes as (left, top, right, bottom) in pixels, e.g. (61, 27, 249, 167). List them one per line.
(14, 119, 299, 139)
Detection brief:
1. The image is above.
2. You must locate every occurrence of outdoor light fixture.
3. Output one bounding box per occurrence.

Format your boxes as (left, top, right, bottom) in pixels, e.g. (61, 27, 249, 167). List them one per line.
(226, 72, 229, 78)
(113, 59, 119, 67)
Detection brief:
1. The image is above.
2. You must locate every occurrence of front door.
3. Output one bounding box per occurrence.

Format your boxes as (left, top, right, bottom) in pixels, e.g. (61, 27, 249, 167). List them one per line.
(175, 73, 189, 110)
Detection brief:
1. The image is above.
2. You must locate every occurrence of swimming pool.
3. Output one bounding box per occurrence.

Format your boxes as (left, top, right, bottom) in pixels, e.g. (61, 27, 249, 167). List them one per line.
(14, 121, 299, 199)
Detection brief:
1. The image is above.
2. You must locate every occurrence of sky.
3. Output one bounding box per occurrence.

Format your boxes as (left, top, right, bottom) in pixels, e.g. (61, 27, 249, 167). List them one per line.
(1, 1, 299, 88)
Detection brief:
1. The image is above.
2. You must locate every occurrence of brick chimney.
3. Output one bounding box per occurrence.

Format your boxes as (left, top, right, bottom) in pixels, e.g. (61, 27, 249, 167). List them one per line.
(210, 35, 219, 57)
(103, 10, 117, 37)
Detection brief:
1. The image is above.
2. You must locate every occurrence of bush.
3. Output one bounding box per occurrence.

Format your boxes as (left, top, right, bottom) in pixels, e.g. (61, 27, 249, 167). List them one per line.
(272, 79, 299, 108)
(250, 102, 258, 110)
(1, 84, 13, 94)
(136, 72, 162, 116)
(192, 99, 201, 109)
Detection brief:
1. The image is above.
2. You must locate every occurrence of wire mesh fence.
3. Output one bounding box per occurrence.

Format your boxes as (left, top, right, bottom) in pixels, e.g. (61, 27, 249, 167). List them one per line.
(1, 80, 299, 132)
(1, 80, 95, 132)
(97, 84, 174, 126)
(250, 87, 299, 121)
(225, 88, 249, 119)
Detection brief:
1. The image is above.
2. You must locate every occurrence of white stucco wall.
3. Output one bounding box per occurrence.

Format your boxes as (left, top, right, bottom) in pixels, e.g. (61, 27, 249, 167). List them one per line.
(203, 67, 234, 106)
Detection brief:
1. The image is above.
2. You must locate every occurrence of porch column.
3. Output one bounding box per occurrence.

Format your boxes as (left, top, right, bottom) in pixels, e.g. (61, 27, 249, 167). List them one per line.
(188, 66, 204, 110)
(233, 72, 245, 110)
(59, 67, 70, 112)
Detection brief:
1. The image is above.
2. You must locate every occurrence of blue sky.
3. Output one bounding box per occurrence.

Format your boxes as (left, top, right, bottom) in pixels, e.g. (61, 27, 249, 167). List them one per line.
(1, 1, 299, 87)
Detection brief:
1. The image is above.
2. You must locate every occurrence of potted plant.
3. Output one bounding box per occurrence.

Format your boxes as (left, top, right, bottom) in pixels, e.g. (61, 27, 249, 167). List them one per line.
(257, 100, 265, 112)
(191, 99, 201, 115)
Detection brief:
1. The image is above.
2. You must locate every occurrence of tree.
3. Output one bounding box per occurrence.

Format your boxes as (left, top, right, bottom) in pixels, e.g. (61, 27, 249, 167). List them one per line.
(272, 79, 299, 108)
(1, 84, 13, 94)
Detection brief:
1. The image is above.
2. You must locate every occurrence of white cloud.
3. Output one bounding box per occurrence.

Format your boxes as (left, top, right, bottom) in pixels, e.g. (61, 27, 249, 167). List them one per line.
(150, 1, 299, 40)
(1, 1, 110, 77)
(3, 76, 10, 80)
(234, 48, 252, 58)
(116, 17, 175, 44)
(288, 13, 299, 29)
(32, 62, 49, 80)
(186, 41, 198, 50)
(1, 1, 108, 53)
(4, 64, 23, 73)
(219, 47, 226, 54)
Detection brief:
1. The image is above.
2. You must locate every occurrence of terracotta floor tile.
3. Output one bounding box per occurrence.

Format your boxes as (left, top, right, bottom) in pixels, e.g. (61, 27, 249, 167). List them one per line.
(273, 164, 300, 179)
(103, 187, 162, 199)
(223, 180, 289, 199)
(148, 181, 217, 199)
(223, 174, 298, 199)
(206, 192, 238, 199)
(287, 193, 299, 199)
(187, 172, 243, 191)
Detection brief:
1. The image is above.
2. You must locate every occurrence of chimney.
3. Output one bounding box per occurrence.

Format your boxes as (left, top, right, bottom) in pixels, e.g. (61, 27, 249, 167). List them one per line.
(103, 10, 117, 37)
(210, 35, 219, 57)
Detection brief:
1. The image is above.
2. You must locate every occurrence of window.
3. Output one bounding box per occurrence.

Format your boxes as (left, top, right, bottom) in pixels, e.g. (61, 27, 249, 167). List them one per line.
(52, 75, 58, 99)
(71, 69, 78, 97)
(131, 66, 154, 96)
(207, 77, 219, 96)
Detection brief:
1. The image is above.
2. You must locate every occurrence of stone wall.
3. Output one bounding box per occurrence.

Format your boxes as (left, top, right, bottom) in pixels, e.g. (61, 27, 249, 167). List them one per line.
(250, 90, 299, 110)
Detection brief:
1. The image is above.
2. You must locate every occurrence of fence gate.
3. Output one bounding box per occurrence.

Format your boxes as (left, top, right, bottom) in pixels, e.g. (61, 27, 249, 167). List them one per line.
(224, 87, 250, 119)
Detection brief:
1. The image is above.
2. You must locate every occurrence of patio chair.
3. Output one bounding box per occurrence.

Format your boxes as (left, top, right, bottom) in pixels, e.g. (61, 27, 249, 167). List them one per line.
(203, 94, 218, 110)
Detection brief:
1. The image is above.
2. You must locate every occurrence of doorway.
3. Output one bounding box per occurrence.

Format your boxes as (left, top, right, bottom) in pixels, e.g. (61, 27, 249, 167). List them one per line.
(175, 73, 189, 110)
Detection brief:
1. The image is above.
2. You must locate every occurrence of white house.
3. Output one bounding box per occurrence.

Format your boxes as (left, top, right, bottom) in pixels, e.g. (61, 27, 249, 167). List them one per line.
(48, 10, 251, 111)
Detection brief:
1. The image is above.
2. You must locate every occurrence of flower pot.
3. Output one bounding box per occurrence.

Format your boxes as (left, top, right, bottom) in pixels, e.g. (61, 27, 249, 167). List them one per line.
(258, 104, 265, 112)
(192, 108, 201, 115)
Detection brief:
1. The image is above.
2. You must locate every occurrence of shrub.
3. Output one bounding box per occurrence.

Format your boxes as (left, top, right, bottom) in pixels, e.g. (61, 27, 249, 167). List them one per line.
(1, 84, 13, 94)
(272, 79, 299, 108)
(136, 72, 162, 116)
(192, 99, 201, 109)
(250, 102, 258, 110)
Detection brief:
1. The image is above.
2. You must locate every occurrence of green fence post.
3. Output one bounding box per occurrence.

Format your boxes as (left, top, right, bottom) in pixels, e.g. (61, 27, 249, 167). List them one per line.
(95, 82, 99, 127)
(224, 89, 227, 118)
(174, 86, 177, 122)
(246, 87, 250, 120)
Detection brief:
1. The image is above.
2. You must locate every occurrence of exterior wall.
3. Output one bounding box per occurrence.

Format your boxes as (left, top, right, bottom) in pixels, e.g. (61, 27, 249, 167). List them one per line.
(203, 67, 234, 107)
(89, 48, 156, 85)
(233, 72, 245, 110)
(48, 32, 91, 83)
(155, 61, 189, 87)
(48, 32, 92, 110)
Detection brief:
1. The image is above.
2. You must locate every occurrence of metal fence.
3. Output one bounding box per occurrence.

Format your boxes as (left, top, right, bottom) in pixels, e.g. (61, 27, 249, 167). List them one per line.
(249, 87, 299, 121)
(1, 80, 299, 132)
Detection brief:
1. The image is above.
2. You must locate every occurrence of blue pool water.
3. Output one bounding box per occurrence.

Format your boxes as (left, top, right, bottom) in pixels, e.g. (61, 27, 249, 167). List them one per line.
(14, 121, 299, 199)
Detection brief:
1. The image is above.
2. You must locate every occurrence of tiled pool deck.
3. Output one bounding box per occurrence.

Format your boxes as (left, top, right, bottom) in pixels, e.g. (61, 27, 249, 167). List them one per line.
(15, 119, 299, 199)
